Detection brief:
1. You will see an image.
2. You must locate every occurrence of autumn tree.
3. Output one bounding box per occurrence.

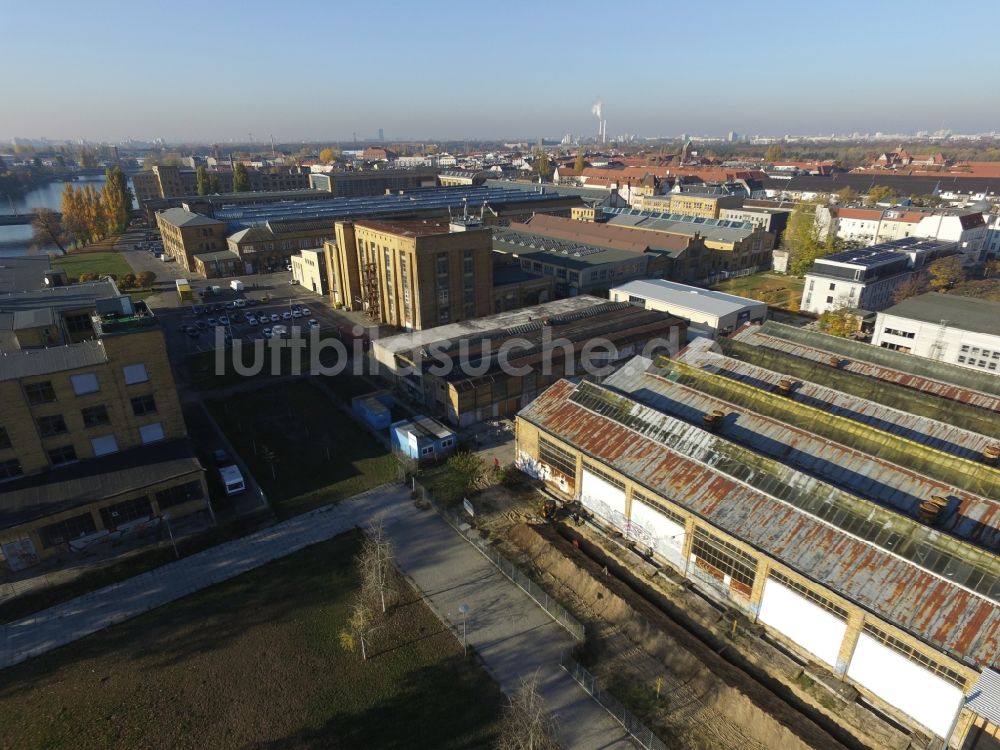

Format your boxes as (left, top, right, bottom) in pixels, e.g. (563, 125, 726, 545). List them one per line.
(816, 307, 858, 338)
(319, 147, 335, 163)
(892, 273, 928, 303)
(496, 674, 562, 750)
(927, 255, 965, 290)
(102, 166, 131, 235)
(78, 146, 98, 168)
(865, 184, 899, 206)
(232, 162, 250, 192)
(135, 270, 156, 288)
(339, 597, 381, 661)
(782, 201, 827, 275)
(574, 151, 585, 172)
(31, 208, 67, 252)
(82, 185, 107, 243)
(765, 144, 784, 163)
(60, 183, 89, 247)
(532, 150, 552, 179)
(835, 186, 857, 204)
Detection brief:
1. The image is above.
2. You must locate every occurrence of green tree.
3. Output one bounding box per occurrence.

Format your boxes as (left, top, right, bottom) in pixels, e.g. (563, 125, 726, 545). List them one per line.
(232, 162, 251, 192)
(209, 174, 221, 194)
(910, 193, 943, 208)
(196, 166, 210, 196)
(865, 184, 899, 206)
(31, 208, 67, 252)
(437, 452, 487, 503)
(78, 147, 98, 168)
(532, 149, 551, 179)
(927, 255, 965, 290)
(783, 201, 826, 275)
(765, 144, 784, 163)
(120, 272, 137, 289)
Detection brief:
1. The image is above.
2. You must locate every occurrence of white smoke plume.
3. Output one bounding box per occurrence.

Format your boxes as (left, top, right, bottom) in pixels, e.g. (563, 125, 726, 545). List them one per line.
(591, 100, 603, 120)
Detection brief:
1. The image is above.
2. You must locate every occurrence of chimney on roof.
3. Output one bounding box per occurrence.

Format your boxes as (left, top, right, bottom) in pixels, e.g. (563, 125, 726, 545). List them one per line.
(702, 409, 726, 431)
(984, 444, 1000, 465)
(918, 495, 949, 524)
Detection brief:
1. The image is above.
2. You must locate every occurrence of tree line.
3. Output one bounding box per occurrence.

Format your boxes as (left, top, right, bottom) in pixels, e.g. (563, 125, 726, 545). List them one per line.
(32, 166, 134, 251)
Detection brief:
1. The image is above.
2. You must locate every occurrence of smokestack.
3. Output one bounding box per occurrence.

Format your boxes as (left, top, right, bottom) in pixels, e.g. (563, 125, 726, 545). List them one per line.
(592, 99, 603, 142)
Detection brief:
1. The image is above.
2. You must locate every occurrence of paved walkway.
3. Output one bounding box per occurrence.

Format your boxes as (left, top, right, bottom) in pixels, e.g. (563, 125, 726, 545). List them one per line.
(1, 484, 635, 749)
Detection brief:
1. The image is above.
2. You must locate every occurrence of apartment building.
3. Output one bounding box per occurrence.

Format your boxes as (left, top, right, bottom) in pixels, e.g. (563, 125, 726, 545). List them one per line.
(640, 190, 743, 219)
(800, 238, 957, 315)
(0, 264, 207, 571)
(327, 218, 493, 329)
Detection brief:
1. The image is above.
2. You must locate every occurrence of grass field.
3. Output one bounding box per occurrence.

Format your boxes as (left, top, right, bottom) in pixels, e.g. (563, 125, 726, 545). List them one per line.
(0, 532, 503, 750)
(206, 380, 397, 516)
(52, 250, 133, 282)
(710, 272, 805, 311)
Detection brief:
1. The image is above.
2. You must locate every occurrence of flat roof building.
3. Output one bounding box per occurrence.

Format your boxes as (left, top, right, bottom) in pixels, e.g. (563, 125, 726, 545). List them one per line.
(374, 297, 685, 427)
(872, 292, 1000, 374)
(609, 278, 767, 337)
(0, 275, 208, 571)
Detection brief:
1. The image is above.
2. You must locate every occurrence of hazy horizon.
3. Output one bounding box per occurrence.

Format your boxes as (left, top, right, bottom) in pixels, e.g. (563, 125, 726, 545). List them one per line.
(3, 0, 999, 143)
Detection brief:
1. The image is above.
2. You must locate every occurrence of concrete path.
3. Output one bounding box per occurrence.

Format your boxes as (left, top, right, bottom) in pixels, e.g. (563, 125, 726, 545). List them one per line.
(1, 484, 635, 749)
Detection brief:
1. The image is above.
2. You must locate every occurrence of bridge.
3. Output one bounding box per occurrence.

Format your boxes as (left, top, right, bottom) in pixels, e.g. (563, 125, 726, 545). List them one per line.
(0, 212, 61, 226)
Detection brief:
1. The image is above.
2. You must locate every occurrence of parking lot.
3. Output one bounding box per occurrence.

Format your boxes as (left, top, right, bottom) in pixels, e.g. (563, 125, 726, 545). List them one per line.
(155, 278, 368, 356)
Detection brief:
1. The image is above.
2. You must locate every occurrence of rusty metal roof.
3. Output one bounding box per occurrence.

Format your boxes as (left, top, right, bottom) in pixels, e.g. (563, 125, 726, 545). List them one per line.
(605, 354, 1000, 553)
(733, 324, 1000, 412)
(677, 338, 995, 464)
(518, 378, 1000, 668)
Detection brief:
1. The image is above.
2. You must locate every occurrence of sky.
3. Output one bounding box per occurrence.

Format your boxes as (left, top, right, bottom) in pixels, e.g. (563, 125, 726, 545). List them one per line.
(2, 0, 1000, 144)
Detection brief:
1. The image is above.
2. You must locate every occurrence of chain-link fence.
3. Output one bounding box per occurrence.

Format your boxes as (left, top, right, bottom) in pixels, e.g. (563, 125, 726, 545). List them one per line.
(561, 651, 670, 750)
(415, 482, 585, 642)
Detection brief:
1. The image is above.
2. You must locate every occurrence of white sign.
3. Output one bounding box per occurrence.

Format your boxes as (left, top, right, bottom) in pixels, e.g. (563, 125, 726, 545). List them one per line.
(463, 498, 475, 517)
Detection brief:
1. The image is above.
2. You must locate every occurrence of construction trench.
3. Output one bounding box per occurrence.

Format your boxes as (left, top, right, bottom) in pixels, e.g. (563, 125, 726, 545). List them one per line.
(493, 511, 923, 750)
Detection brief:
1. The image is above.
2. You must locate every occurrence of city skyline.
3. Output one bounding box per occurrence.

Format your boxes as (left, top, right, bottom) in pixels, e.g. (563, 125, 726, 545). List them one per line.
(3, 0, 999, 143)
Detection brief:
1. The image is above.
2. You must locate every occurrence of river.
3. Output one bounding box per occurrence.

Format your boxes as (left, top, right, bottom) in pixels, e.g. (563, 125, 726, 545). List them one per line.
(0, 175, 137, 257)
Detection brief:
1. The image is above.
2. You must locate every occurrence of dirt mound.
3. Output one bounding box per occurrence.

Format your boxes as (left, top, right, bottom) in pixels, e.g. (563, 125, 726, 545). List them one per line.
(508, 522, 856, 750)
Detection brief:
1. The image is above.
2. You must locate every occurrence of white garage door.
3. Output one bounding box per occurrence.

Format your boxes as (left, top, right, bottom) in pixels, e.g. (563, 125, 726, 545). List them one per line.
(580, 467, 627, 531)
(758, 575, 847, 669)
(847, 630, 964, 738)
(628, 497, 685, 569)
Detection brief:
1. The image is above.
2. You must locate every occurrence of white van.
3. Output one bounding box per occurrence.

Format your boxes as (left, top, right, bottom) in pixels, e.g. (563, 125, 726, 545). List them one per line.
(218, 465, 246, 496)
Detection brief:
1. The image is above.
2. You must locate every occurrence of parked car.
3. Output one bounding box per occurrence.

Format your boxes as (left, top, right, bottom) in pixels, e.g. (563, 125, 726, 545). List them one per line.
(246, 298, 258, 307)
(263, 327, 273, 338)
(224, 301, 236, 310)
(212, 448, 231, 465)
(246, 314, 258, 326)
(234, 298, 246, 308)
(307, 318, 319, 329)
(292, 309, 303, 318)
(270, 313, 280, 323)
(218, 315, 230, 325)
(289, 278, 300, 285)
(208, 317, 218, 326)
(281, 311, 292, 321)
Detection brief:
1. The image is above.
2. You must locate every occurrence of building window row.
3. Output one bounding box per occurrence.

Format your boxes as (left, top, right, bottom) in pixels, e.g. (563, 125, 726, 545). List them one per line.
(37, 414, 68, 438)
(99, 496, 153, 528)
(631, 489, 685, 527)
(155, 480, 204, 510)
(38, 511, 96, 549)
(768, 570, 848, 619)
(0, 458, 23, 479)
(24, 381, 56, 405)
(691, 527, 757, 590)
(131, 394, 157, 416)
(861, 623, 966, 688)
(538, 437, 577, 479)
(883, 327, 915, 339)
(584, 461, 625, 490)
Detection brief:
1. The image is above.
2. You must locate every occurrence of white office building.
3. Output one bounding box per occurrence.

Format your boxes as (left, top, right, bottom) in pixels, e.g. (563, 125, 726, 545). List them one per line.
(872, 292, 1000, 374)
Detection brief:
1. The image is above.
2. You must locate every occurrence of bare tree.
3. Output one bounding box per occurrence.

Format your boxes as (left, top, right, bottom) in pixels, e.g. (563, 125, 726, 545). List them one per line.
(496, 673, 562, 750)
(357, 518, 398, 614)
(339, 596, 381, 661)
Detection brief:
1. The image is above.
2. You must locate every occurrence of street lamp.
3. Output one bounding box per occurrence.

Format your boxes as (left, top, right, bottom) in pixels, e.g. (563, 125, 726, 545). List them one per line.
(458, 603, 469, 655)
